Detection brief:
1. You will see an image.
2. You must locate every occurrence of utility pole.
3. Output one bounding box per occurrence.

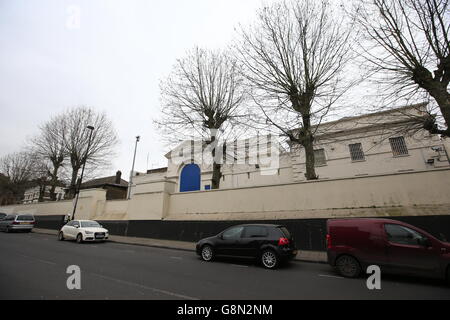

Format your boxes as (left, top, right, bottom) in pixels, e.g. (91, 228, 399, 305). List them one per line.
(127, 136, 140, 200)
(71, 125, 94, 220)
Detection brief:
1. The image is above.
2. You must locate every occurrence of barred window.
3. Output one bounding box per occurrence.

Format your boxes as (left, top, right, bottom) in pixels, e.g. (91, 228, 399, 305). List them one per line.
(349, 143, 365, 161)
(245, 139, 250, 163)
(389, 136, 408, 156)
(314, 149, 326, 166)
(266, 140, 272, 157)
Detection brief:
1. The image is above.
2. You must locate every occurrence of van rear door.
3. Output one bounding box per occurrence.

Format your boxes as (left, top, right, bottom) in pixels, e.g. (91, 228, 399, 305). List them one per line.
(327, 219, 390, 268)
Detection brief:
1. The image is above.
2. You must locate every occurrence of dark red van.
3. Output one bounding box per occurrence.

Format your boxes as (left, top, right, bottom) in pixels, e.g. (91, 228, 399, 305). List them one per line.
(326, 218, 450, 282)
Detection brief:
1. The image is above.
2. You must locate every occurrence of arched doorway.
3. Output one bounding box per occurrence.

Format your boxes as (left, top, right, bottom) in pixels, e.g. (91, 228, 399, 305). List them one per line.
(179, 164, 201, 192)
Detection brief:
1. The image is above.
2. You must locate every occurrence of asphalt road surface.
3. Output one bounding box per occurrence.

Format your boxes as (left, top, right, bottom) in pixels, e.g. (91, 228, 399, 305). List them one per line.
(0, 232, 449, 300)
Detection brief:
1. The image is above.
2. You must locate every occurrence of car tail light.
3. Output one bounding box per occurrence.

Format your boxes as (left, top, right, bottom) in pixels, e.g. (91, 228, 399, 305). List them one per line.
(278, 237, 290, 246)
(326, 234, 332, 249)
(12, 221, 19, 225)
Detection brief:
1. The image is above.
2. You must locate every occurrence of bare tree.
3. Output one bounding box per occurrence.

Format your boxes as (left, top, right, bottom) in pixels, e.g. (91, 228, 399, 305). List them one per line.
(352, 0, 450, 136)
(30, 155, 54, 202)
(63, 106, 119, 198)
(0, 173, 13, 206)
(155, 47, 247, 189)
(0, 152, 36, 185)
(31, 114, 67, 201)
(0, 152, 37, 204)
(236, 0, 355, 180)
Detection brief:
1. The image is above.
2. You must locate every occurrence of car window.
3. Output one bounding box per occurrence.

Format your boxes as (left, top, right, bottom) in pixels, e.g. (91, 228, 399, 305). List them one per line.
(243, 226, 268, 238)
(385, 224, 425, 246)
(4, 215, 15, 221)
(17, 215, 34, 221)
(73, 221, 80, 228)
(222, 226, 244, 240)
(80, 221, 101, 228)
(278, 227, 291, 238)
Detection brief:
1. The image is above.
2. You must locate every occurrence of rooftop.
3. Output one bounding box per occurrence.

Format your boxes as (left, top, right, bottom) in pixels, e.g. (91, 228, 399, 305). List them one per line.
(81, 175, 128, 189)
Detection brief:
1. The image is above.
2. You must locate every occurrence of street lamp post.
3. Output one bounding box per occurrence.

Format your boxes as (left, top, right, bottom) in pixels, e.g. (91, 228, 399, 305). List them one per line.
(71, 125, 95, 220)
(127, 136, 140, 200)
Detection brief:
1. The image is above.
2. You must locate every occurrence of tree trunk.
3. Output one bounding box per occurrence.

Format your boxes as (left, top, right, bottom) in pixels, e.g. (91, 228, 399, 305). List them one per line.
(68, 167, 79, 199)
(38, 181, 47, 202)
(300, 112, 318, 180)
(413, 68, 450, 137)
(211, 162, 222, 189)
(49, 165, 60, 201)
(302, 138, 318, 180)
(431, 88, 450, 137)
(49, 184, 57, 201)
(209, 134, 222, 189)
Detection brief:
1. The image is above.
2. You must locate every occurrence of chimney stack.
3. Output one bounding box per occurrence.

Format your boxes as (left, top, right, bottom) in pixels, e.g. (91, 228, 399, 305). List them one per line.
(115, 170, 122, 184)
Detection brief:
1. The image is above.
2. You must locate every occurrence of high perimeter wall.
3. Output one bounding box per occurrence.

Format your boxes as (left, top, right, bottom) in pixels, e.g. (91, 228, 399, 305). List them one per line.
(1, 168, 450, 250)
(165, 169, 450, 221)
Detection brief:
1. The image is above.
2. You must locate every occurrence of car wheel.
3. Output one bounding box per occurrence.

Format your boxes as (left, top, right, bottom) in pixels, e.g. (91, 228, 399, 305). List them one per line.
(58, 231, 65, 241)
(76, 233, 83, 244)
(201, 245, 214, 262)
(336, 255, 361, 278)
(5, 226, 10, 233)
(261, 250, 279, 269)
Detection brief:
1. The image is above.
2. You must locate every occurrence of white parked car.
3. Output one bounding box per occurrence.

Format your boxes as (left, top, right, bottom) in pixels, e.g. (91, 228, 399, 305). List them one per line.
(58, 220, 109, 243)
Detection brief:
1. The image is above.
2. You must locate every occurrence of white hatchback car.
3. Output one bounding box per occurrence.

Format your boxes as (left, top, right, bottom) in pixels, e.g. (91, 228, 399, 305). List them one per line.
(58, 220, 109, 243)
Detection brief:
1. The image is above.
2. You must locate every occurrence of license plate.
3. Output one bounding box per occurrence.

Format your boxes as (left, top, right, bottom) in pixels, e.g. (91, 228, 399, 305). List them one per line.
(95, 235, 105, 239)
(20, 222, 31, 225)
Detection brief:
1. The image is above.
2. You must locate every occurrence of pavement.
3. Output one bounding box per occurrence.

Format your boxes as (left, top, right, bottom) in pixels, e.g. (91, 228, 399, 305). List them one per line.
(1, 231, 450, 300)
(32, 228, 328, 263)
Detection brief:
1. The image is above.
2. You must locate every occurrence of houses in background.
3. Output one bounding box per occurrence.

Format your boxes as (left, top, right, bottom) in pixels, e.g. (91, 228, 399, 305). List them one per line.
(21, 170, 128, 204)
(22, 185, 66, 204)
(78, 170, 128, 200)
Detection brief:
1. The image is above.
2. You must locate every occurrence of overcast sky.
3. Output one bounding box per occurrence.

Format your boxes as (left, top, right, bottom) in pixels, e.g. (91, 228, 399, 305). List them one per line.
(0, 0, 265, 178)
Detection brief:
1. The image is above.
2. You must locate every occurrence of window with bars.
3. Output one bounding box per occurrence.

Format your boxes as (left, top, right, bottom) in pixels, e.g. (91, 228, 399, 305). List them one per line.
(349, 143, 365, 161)
(245, 139, 250, 164)
(314, 149, 326, 166)
(389, 136, 408, 156)
(266, 140, 272, 157)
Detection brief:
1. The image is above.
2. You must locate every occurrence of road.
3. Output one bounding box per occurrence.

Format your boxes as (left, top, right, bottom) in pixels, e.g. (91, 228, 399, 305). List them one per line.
(0, 232, 449, 300)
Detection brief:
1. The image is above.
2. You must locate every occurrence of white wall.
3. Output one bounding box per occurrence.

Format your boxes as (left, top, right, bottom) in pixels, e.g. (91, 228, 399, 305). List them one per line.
(2, 168, 450, 223)
(165, 168, 450, 221)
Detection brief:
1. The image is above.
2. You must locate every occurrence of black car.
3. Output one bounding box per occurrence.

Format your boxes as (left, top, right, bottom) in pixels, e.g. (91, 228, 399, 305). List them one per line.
(196, 224, 297, 269)
(0, 213, 6, 220)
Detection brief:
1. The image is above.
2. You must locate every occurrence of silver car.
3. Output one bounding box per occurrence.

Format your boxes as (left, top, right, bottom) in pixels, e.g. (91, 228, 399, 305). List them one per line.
(0, 214, 35, 233)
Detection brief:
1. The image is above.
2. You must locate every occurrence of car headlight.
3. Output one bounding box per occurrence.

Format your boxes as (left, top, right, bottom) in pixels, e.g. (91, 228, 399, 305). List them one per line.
(85, 231, 93, 235)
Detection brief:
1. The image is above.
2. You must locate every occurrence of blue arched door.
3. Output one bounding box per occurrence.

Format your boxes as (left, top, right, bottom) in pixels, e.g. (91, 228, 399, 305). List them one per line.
(180, 164, 201, 192)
